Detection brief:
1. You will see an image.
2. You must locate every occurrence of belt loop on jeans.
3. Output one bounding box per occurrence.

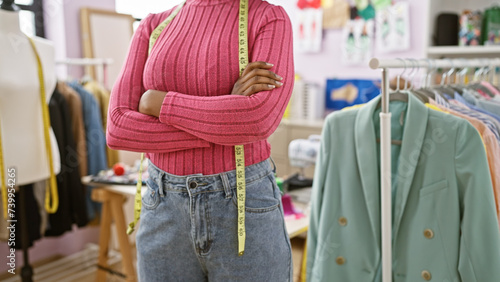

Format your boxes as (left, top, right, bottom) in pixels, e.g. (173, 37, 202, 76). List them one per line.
(220, 172, 232, 199)
(269, 157, 277, 174)
(157, 172, 165, 197)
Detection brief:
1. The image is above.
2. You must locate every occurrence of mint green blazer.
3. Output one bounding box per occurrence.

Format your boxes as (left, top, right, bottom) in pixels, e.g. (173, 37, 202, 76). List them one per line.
(306, 94, 500, 281)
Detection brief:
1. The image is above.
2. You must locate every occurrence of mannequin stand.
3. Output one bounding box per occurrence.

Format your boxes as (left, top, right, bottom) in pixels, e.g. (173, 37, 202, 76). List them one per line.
(19, 185, 33, 282)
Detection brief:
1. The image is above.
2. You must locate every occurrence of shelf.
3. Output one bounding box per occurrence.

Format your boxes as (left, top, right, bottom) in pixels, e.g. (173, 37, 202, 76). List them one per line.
(427, 46, 500, 57)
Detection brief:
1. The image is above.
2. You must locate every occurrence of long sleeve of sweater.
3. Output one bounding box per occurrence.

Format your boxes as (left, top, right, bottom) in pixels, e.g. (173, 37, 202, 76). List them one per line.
(158, 6, 294, 146)
(106, 13, 211, 153)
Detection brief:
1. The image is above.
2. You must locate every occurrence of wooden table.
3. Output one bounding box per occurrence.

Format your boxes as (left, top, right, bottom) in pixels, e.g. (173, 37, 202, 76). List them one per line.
(84, 178, 309, 281)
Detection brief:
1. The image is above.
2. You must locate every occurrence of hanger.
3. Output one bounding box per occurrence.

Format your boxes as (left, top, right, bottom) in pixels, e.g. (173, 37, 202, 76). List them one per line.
(432, 58, 456, 99)
(458, 59, 470, 85)
(473, 65, 484, 82)
(375, 59, 408, 108)
(470, 60, 496, 97)
(449, 58, 469, 95)
(407, 58, 429, 103)
(389, 58, 409, 103)
(375, 58, 409, 146)
(418, 59, 441, 100)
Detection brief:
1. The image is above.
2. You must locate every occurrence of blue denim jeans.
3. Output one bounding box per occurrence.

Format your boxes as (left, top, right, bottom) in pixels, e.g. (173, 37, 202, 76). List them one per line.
(136, 159, 293, 281)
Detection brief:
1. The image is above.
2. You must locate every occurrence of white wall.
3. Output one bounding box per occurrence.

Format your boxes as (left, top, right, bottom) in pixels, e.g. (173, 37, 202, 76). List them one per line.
(271, 0, 429, 89)
(44, 0, 116, 79)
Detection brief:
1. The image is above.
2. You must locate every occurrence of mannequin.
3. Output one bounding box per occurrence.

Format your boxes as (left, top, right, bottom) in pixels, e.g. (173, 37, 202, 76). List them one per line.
(0, 1, 60, 186)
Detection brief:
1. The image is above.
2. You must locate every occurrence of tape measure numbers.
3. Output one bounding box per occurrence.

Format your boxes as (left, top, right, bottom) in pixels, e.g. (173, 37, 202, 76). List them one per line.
(128, 0, 250, 257)
(236, 0, 249, 257)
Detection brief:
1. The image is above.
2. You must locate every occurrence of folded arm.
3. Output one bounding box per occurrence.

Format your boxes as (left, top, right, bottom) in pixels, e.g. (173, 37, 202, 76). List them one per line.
(106, 13, 211, 153)
(156, 7, 294, 146)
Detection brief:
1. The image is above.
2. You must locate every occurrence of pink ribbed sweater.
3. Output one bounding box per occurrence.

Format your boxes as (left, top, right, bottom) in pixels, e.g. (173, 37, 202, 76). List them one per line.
(107, 0, 294, 175)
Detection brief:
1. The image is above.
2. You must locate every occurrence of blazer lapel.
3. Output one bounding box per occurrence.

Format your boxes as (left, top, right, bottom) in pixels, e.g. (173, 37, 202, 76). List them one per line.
(392, 94, 428, 242)
(355, 97, 382, 249)
(355, 94, 430, 250)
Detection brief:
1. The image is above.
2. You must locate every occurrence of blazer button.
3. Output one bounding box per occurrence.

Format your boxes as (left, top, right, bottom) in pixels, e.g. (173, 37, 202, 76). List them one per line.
(424, 229, 434, 239)
(336, 256, 346, 265)
(338, 217, 348, 226)
(421, 270, 432, 281)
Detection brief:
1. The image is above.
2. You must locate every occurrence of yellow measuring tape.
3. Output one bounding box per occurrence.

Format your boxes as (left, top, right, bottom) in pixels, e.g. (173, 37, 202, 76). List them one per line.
(26, 36, 59, 214)
(127, 0, 250, 257)
(236, 0, 249, 256)
(0, 37, 60, 217)
(126, 152, 143, 234)
(127, 0, 186, 235)
(148, 1, 186, 55)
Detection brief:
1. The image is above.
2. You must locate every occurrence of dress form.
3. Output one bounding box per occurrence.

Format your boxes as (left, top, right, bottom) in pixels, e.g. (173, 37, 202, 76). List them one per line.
(0, 7, 60, 186)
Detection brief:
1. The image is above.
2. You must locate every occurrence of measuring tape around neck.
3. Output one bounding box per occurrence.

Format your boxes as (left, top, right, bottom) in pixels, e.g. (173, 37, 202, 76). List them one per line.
(127, 0, 249, 257)
(235, 0, 248, 257)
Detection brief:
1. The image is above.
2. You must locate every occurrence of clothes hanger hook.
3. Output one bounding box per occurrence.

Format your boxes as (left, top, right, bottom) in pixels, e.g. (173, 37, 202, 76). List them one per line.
(474, 63, 483, 82)
(406, 58, 418, 90)
(431, 59, 439, 87)
(457, 58, 469, 85)
(396, 58, 408, 91)
(404, 58, 415, 90)
(423, 59, 431, 88)
(441, 58, 454, 86)
(446, 58, 456, 85)
(412, 59, 421, 90)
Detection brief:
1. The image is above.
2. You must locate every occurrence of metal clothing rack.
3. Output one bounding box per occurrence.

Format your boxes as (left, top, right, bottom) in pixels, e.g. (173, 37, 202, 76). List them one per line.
(56, 58, 113, 89)
(369, 57, 500, 282)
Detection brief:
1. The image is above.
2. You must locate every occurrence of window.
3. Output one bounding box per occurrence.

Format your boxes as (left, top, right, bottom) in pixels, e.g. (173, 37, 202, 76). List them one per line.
(15, 0, 44, 37)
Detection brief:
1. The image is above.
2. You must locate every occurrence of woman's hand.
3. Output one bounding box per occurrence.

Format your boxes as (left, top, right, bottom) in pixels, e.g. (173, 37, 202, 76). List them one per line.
(139, 61, 283, 117)
(231, 61, 283, 96)
(139, 90, 167, 117)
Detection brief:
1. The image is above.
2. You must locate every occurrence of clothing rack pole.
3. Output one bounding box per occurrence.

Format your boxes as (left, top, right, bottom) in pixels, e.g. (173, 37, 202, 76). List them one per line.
(369, 57, 500, 282)
(19, 185, 33, 282)
(380, 68, 392, 282)
(56, 58, 113, 89)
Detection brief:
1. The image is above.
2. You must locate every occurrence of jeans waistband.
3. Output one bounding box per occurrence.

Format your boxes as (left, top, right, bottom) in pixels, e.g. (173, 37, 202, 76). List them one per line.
(147, 159, 274, 194)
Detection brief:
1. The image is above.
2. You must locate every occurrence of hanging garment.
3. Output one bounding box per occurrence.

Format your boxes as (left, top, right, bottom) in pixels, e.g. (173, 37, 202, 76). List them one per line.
(57, 81, 88, 177)
(33, 180, 48, 236)
(448, 97, 500, 140)
(306, 94, 500, 281)
(12, 184, 42, 249)
(45, 88, 88, 236)
(427, 99, 500, 224)
(83, 80, 119, 167)
(68, 81, 108, 220)
(457, 90, 500, 122)
(434, 92, 500, 141)
(480, 81, 500, 96)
